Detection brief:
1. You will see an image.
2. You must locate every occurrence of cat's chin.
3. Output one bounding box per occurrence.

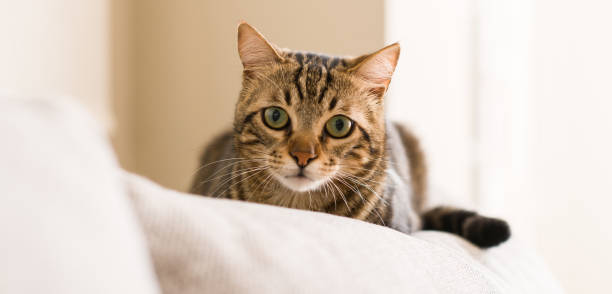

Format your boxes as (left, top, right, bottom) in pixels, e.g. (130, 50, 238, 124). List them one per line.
(275, 174, 326, 192)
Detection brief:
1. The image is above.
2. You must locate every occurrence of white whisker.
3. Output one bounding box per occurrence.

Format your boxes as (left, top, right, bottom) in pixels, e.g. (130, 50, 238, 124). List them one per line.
(214, 167, 270, 198)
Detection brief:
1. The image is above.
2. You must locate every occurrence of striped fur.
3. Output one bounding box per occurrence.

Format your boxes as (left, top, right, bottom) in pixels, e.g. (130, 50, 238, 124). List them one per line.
(190, 23, 510, 248)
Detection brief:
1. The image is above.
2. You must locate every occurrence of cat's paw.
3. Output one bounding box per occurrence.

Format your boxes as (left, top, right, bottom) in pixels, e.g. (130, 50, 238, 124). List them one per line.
(462, 216, 511, 248)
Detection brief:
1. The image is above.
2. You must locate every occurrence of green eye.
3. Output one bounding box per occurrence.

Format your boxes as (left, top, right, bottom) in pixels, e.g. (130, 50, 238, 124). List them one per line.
(263, 107, 289, 129)
(325, 115, 353, 138)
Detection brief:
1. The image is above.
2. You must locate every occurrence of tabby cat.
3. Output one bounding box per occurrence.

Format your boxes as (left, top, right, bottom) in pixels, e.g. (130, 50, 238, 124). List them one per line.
(191, 22, 510, 248)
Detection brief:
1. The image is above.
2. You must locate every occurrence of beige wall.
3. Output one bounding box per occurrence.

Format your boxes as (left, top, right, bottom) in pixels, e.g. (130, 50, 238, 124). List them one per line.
(127, 0, 384, 190)
(0, 0, 110, 127)
(111, 0, 135, 170)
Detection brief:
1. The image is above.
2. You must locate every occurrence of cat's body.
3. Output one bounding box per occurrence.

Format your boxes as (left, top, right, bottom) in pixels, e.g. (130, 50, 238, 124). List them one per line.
(190, 22, 510, 248)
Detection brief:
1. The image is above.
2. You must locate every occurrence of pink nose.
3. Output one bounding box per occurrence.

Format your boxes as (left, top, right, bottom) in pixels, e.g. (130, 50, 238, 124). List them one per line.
(288, 134, 320, 168)
(291, 151, 317, 167)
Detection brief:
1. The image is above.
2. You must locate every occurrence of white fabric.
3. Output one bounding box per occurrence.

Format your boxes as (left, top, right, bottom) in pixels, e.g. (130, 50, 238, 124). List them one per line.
(0, 95, 563, 293)
(126, 173, 563, 294)
(0, 95, 159, 293)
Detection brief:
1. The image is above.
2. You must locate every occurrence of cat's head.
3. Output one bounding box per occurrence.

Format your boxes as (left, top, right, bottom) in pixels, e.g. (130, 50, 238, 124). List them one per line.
(233, 22, 399, 194)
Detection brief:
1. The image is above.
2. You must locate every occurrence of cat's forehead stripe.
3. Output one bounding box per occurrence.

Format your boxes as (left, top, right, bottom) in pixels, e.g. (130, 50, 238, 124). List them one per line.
(328, 97, 338, 111)
(317, 67, 332, 104)
(293, 66, 305, 101)
(283, 90, 291, 106)
(286, 50, 344, 70)
(290, 55, 338, 106)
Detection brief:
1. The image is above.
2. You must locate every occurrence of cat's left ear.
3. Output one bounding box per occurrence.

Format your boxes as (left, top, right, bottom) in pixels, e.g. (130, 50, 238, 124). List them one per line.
(348, 43, 400, 97)
(237, 21, 284, 71)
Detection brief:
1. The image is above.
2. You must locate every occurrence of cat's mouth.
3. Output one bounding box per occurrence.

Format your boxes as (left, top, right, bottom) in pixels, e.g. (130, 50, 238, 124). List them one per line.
(285, 174, 312, 182)
(274, 172, 326, 192)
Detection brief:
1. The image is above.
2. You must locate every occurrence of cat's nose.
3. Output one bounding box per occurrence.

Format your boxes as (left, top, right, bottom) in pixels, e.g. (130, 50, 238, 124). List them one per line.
(291, 151, 317, 167)
(289, 136, 319, 167)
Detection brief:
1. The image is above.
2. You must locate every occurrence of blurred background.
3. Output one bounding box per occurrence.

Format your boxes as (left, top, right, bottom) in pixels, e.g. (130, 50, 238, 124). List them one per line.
(1, 0, 611, 292)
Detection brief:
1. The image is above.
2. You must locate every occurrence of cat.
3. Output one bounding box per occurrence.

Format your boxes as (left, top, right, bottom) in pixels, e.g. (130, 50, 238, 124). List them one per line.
(190, 22, 510, 248)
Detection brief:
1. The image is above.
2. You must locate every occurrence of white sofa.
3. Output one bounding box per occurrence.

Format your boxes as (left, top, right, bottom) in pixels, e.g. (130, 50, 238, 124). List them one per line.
(0, 95, 563, 293)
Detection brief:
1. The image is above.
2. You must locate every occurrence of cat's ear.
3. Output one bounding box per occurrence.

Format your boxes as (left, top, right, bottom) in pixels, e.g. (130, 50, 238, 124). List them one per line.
(348, 43, 400, 97)
(237, 21, 283, 70)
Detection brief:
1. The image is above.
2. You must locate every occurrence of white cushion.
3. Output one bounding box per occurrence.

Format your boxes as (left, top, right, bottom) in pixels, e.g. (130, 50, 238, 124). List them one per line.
(126, 172, 563, 294)
(0, 95, 159, 293)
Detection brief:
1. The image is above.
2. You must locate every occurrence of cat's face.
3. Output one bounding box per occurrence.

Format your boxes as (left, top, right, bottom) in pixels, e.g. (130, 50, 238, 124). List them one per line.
(233, 22, 399, 194)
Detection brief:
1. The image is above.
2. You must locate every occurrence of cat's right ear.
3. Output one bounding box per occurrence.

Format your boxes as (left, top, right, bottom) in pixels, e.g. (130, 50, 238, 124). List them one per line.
(348, 43, 400, 98)
(237, 21, 283, 71)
